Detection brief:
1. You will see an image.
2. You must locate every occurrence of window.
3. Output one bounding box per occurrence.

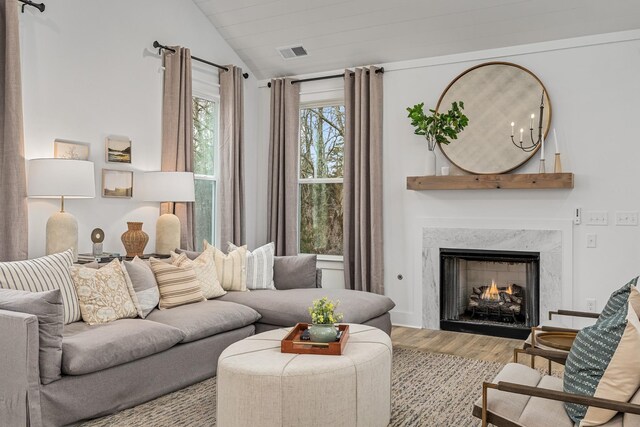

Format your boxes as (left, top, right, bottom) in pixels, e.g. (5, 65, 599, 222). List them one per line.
(298, 104, 345, 256)
(192, 95, 218, 251)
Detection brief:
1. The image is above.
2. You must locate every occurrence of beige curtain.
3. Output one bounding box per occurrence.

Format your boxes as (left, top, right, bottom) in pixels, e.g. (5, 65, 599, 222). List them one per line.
(267, 78, 300, 256)
(343, 67, 384, 294)
(0, 0, 27, 261)
(219, 65, 245, 246)
(161, 47, 195, 250)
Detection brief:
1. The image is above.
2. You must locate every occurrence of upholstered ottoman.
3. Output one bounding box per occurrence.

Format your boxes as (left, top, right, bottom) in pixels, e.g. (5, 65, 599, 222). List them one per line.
(217, 324, 392, 427)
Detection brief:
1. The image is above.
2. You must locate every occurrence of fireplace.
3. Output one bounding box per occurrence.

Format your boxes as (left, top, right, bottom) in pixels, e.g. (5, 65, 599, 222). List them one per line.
(439, 248, 540, 339)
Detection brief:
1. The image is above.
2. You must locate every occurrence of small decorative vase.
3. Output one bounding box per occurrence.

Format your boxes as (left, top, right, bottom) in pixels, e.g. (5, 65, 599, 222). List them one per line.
(309, 324, 338, 343)
(121, 222, 149, 258)
(425, 148, 437, 176)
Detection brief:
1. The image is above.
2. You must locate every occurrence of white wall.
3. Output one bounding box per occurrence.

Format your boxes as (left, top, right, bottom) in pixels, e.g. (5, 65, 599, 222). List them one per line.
(19, 0, 259, 257)
(257, 31, 640, 326)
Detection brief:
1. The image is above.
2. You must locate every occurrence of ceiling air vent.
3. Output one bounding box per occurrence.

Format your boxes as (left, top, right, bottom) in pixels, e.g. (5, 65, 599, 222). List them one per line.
(277, 45, 308, 60)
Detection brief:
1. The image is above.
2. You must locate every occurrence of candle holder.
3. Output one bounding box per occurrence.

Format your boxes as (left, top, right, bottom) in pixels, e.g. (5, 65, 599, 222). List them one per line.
(539, 159, 546, 174)
(554, 153, 562, 173)
(510, 90, 546, 152)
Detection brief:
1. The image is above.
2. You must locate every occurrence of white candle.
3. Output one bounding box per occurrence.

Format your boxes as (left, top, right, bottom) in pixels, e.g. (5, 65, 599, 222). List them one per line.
(540, 136, 545, 160)
(511, 122, 515, 136)
(553, 128, 560, 154)
(519, 128, 524, 142)
(530, 114, 535, 129)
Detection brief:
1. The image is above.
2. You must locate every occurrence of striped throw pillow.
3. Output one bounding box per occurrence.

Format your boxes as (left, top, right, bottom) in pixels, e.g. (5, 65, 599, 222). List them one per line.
(149, 258, 205, 309)
(204, 241, 247, 292)
(597, 276, 639, 323)
(228, 242, 275, 290)
(170, 249, 226, 299)
(0, 249, 81, 324)
(564, 285, 640, 425)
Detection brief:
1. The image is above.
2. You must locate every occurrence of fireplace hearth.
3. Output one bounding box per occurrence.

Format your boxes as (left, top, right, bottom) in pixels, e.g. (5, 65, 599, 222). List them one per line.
(440, 248, 540, 339)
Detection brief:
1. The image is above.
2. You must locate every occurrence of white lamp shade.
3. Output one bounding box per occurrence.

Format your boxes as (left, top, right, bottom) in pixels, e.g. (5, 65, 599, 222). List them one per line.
(142, 172, 195, 202)
(28, 158, 95, 198)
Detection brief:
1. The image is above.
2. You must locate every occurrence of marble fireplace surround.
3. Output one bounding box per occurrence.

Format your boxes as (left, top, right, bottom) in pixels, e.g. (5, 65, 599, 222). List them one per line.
(420, 219, 573, 330)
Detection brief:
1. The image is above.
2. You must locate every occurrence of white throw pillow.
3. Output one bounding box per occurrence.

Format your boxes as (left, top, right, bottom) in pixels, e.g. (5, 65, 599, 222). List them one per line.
(204, 241, 247, 292)
(228, 242, 275, 290)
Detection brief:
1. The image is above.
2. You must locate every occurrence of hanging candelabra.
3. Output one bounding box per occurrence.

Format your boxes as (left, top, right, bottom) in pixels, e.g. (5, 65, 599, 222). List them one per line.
(510, 90, 545, 152)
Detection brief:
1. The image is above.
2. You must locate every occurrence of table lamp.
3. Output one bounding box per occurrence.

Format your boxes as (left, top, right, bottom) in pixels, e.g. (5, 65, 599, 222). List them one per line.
(27, 159, 96, 260)
(142, 171, 195, 255)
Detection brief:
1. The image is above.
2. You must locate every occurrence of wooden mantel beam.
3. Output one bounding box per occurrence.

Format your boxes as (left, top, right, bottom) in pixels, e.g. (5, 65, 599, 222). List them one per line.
(406, 173, 574, 190)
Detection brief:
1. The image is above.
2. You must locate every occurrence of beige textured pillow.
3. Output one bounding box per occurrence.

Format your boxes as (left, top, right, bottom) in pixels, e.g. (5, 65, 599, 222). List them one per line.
(70, 259, 137, 325)
(204, 241, 247, 292)
(149, 258, 205, 309)
(170, 249, 226, 299)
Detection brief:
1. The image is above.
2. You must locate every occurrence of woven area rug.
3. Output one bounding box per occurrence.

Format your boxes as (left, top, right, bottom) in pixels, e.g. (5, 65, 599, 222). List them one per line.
(81, 347, 504, 427)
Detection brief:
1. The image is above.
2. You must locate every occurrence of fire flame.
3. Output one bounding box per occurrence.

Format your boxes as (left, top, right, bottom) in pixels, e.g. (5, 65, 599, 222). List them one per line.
(481, 282, 513, 300)
(481, 281, 500, 301)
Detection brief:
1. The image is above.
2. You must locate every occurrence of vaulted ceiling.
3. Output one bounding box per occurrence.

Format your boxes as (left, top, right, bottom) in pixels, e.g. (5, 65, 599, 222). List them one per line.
(192, 0, 640, 80)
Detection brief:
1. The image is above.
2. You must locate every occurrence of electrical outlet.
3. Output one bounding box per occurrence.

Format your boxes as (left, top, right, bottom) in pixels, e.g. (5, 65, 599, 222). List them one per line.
(615, 211, 639, 226)
(586, 234, 597, 248)
(586, 298, 597, 312)
(586, 211, 608, 226)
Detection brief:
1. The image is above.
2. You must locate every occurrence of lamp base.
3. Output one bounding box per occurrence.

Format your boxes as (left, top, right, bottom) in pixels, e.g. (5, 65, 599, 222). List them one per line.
(46, 211, 78, 261)
(156, 213, 180, 255)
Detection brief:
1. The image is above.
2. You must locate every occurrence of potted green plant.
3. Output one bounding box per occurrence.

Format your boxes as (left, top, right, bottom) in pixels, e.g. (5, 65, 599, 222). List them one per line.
(406, 101, 469, 175)
(308, 297, 344, 343)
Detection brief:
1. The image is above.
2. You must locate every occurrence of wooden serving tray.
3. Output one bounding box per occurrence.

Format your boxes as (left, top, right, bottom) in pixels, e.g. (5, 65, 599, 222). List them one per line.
(535, 331, 576, 351)
(281, 323, 349, 355)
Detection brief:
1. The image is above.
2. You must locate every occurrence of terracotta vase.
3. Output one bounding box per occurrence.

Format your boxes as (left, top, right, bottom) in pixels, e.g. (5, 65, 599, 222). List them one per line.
(121, 222, 149, 258)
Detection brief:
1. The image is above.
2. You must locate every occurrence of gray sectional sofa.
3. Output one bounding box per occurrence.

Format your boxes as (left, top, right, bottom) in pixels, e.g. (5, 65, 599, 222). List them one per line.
(1, 264, 395, 427)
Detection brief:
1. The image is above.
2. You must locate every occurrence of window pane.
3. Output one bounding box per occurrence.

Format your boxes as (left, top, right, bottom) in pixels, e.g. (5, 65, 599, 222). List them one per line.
(194, 179, 215, 251)
(193, 97, 217, 176)
(299, 105, 345, 179)
(299, 183, 343, 255)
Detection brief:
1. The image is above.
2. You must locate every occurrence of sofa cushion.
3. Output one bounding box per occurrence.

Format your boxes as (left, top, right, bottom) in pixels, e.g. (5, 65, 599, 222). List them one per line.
(70, 259, 138, 325)
(145, 299, 261, 343)
(149, 258, 205, 309)
(123, 256, 160, 318)
(218, 288, 395, 327)
(0, 249, 81, 324)
(273, 254, 317, 290)
(518, 376, 574, 427)
(62, 319, 185, 375)
(205, 242, 248, 292)
(0, 288, 64, 384)
(170, 250, 226, 299)
(228, 242, 276, 290)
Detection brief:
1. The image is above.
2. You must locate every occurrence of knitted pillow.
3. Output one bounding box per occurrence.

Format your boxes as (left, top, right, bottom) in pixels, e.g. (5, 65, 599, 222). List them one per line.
(564, 286, 640, 425)
(597, 276, 639, 323)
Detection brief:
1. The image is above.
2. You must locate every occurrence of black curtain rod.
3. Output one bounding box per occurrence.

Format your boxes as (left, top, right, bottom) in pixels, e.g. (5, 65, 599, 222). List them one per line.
(266, 67, 384, 88)
(18, 0, 45, 13)
(153, 41, 249, 79)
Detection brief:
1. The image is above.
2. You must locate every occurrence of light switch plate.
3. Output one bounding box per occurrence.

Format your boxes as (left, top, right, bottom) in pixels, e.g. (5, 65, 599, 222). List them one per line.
(586, 211, 608, 226)
(615, 211, 639, 226)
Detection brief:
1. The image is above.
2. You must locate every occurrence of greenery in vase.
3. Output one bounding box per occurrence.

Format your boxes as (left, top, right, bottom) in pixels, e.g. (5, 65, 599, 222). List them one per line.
(308, 297, 344, 325)
(406, 101, 469, 150)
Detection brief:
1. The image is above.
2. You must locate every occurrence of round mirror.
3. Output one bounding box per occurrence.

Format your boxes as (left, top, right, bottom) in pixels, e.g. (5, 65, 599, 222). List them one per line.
(437, 62, 551, 174)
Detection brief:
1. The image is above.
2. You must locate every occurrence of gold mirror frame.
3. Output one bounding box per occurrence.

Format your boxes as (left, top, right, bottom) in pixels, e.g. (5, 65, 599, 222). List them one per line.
(436, 62, 552, 175)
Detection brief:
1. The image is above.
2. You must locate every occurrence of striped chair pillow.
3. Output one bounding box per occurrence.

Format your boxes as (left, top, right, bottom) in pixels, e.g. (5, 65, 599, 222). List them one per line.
(149, 258, 205, 309)
(228, 242, 275, 290)
(0, 249, 81, 324)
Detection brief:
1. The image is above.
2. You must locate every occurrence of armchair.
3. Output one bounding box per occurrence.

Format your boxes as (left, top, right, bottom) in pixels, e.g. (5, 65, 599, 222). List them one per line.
(514, 309, 600, 373)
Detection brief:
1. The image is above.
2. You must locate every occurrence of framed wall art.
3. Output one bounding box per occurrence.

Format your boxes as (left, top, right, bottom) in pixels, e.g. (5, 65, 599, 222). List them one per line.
(105, 136, 131, 163)
(102, 169, 133, 198)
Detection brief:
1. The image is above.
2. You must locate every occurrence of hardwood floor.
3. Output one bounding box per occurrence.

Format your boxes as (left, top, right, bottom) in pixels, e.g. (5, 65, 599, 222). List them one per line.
(391, 326, 566, 374)
(391, 326, 523, 364)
